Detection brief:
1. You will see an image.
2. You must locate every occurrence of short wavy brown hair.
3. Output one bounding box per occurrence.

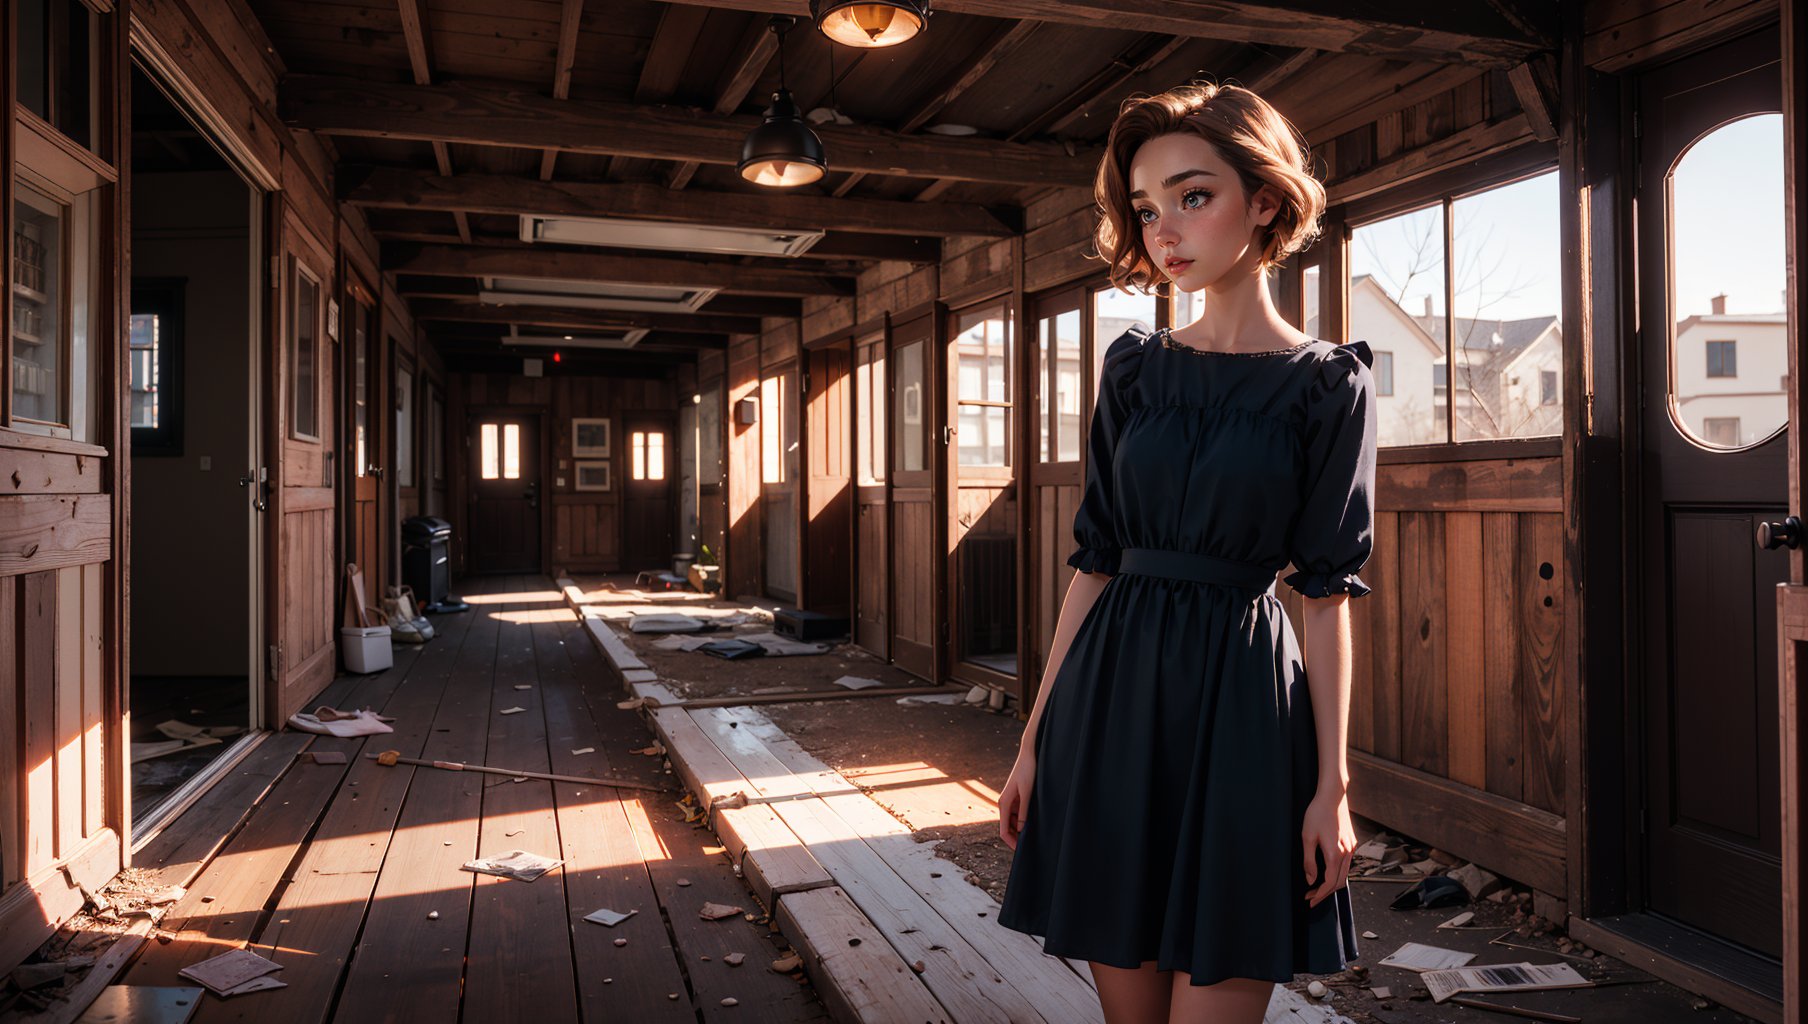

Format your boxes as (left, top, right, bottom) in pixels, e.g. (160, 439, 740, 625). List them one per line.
(1093, 81, 1325, 296)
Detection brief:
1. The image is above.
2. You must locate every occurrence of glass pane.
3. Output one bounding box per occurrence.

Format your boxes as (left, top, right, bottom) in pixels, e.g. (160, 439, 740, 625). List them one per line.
(1054, 309, 1081, 462)
(354, 301, 368, 476)
(481, 423, 499, 479)
(502, 423, 520, 479)
(1670, 113, 1786, 449)
(760, 376, 782, 483)
(129, 313, 158, 429)
(13, 183, 64, 425)
(894, 341, 924, 473)
(429, 393, 444, 482)
(633, 431, 646, 480)
(649, 432, 665, 480)
(699, 386, 721, 485)
(1352, 203, 1447, 446)
(1452, 172, 1562, 440)
(396, 366, 414, 486)
(954, 304, 1010, 467)
(1304, 264, 1321, 337)
(291, 269, 318, 438)
(871, 349, 886, 482)
(17, 1, 94, 149)
(1093, 287, 1157, 392)
(857, 347, 875, 481)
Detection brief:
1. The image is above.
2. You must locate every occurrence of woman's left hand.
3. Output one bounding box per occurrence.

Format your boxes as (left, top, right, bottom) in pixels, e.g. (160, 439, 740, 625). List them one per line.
(1301, 789, 1356, 908)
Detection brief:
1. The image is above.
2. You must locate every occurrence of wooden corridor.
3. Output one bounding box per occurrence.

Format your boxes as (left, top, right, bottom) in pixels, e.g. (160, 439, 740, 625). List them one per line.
(116, 577, 829, 1023)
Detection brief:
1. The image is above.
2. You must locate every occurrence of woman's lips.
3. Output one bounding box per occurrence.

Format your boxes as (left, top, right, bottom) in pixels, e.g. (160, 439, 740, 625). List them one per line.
(1166, 260, 1193, 273)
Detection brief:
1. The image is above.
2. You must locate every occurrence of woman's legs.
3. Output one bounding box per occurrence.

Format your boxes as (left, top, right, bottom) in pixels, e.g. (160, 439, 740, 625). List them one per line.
(1090, 960, 1172, 1023)
(1167, 973, 1274, 1024)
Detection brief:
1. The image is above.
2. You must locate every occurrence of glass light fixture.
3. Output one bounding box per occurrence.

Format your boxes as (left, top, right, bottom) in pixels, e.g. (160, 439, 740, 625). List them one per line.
(811, 0, 929, 48)
(739, 16, 827, 188)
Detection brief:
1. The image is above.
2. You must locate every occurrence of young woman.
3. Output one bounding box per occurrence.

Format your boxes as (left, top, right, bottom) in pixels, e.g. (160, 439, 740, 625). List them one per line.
(995, 81, 1375, 1024)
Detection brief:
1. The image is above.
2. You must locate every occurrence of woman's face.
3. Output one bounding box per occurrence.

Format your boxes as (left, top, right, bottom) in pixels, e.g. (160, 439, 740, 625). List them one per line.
(1127, 131, 1278, 291)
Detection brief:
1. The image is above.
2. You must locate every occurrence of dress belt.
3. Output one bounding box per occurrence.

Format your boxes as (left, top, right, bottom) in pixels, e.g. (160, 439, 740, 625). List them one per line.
(1117, 548, 1277, 594)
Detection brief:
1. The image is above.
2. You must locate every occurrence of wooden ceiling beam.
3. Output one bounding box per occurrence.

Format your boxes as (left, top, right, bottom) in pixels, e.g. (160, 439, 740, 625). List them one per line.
(537, 0, 586, 180)
(607, 2, 711, 181)
(652, 0, 1550, 66)
(280, 75, 1097, 188)
(394, 0, 471, 243)
(342, 166, 1017, 237)
(410, 300, 761, 335)
(386, 243, 857, 297)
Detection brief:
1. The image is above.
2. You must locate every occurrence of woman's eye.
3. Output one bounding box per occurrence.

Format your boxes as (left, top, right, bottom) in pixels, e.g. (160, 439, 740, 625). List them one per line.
(1137, 208, 1155, 225)
(1183, 188, 1211, 208)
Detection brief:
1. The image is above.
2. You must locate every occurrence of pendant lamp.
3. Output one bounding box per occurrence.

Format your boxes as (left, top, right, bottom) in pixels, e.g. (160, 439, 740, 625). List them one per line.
(739, 16, 826, 188)
(811, 0, 930, 48)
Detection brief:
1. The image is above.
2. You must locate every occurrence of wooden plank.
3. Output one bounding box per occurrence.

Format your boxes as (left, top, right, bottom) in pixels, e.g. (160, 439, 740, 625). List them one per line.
(80, 561, 102, 838)
(1349, 750, 1565, 895)
(54, 566, 81, 859)
(1519, 514, 1565, 813)
(1376, 456, 1562, 512)
(1327, 115, 1536, 205)
(0, 828, 122, 975)
(23, 571, 56, 873)
(694, 706, 1042, 1021)
(0, 495, 112, 577)
(1444, 512, 1486, 789)
(334, 591, 497, 1023)
(131, 731, 314, 888)
(389, 244, 853, 299)
(0, 578, 17, 887)
(774, 885, 954, 1024)
(461, 581, 580, 1024)
(0, 448, 104, 494)
(1397, 512, 1446, 776)
(1482, 512, 1523, 801)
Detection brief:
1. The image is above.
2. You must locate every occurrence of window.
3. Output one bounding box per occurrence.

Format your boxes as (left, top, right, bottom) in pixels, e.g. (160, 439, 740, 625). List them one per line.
(12, 180, 66, 429)
(854, 343, 885, 484)
(893, 340, 925, 473)
(1705, 340, 1736, 378)
(1037, 306, 1082, 463)
(352, 298, 369, 475)
(1351, 169, 1562, 445)
(954, 302, 1011, 468)
(1099, 286, 1157, 392)
(632, 430, 667, 480)
(480, 423, 498, 479)
(129, 279, 183, 454)
(428, 386, 444, 484)
(760, 371, 788, 483)
(17, 0, 101, 152)
(395, 363, 414, 486)
(1704, 417, 1741, 446)
(1541, 370, 1558, 406)
(289, 261, 321, 440)
(1374, 350, 1395, 396)
(479, 422, 520, 481)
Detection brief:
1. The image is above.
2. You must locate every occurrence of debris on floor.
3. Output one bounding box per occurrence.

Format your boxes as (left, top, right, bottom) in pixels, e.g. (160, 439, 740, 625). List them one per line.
(460, 850, 564, 882)
(583, 908, 638, 927)
(300, 750, 347, 765)
(698, 902, 743, 921)
(286, 707, 395, 737)
(831, 675, 885, 690)
(1377, 941, 1476, 972)
(1423, 960, 1592, 1002)
(628, 613, 709, 634)
(176, 948, 285, 997)
(131, 720, 243, 762)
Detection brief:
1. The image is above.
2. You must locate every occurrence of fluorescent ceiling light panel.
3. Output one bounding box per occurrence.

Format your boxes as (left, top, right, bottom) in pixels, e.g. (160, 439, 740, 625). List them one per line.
(520, 214, 824, 258)
(480, 277, 719, 313)
(502, 327, 649, 350)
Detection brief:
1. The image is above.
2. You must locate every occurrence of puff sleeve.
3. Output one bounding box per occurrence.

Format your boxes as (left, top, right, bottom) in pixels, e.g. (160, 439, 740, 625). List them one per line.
(1067, 326, 1150, 576)
(1282, 340, 1378, 599)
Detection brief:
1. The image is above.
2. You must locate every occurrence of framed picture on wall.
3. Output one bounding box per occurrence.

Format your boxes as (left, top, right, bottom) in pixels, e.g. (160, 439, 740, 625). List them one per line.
(574, 460, 611, 492)
(572, 417, 611, 456)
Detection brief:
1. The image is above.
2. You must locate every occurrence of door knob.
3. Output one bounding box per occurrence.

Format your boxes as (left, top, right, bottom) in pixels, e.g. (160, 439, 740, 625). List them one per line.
(1758, 516, 1802, 550)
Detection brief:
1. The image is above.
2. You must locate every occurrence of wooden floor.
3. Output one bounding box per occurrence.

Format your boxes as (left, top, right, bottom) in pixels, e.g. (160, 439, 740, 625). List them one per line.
(119, 576, 830, 1024)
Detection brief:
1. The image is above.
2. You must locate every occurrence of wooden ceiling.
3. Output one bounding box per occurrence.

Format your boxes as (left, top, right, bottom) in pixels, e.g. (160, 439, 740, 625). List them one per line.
(243, 0, 1558, 366)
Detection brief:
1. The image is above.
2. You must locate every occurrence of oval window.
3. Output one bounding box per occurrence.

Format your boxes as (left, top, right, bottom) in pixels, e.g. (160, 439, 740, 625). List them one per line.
(1668, 112, 1785, 450)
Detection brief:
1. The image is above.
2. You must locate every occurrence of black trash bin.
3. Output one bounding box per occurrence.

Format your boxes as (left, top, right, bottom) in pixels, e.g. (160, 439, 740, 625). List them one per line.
(402, 515, 467, 613)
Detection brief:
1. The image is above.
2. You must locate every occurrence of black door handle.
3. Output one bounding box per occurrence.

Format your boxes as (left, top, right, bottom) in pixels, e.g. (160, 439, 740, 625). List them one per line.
(1758, 516, 1802, 550)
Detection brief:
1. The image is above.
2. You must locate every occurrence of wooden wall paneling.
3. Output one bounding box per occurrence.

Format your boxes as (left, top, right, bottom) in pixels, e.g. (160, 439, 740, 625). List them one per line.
(81, 561, 103, 840)
(1377, 456, 1563, 512)
(0, 495, 113, 576)
(22, 571, 55, 874)
(0, 448, 104, 493)
(54, 567, 81, 860)
(1368, 511, 1402, 760)
(1582, 0, 1778, 73)
(1483, 511, 1524, 802)
(1445, 512, 1486, 789)
(1398, 511, 1447, 776)
(1, 577, 16, 888)
(1520, 513, 1566, 814)
(128, 0, 283, 186)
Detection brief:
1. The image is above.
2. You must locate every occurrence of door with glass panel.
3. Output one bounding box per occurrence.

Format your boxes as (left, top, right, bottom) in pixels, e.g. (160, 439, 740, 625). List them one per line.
(1636, 28, 1787, 958)
(947, 300, 1018, 687)
(342, 276, 385, 597)
(803, 344, 852, 616)
(761, 361, 800, 601)
(853, 328, 889, 656)
(624, 414, 676, 573)
(1028, 287, 1085, 695)
(889, 310, 938, 679)
(468, 413, 541, 573)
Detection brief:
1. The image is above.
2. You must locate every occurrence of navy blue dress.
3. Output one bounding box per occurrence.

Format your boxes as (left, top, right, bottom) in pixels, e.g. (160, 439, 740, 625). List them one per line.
(996, 324, 1375, 986)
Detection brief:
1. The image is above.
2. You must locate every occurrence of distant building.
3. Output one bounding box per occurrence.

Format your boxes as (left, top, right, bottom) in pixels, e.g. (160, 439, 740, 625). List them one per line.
(1672, 293, 1787, 447)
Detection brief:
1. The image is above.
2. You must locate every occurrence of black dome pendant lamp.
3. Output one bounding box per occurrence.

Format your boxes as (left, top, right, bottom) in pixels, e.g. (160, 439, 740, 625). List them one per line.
(811, 0, 930, 49)
(738, 15, 826, 188)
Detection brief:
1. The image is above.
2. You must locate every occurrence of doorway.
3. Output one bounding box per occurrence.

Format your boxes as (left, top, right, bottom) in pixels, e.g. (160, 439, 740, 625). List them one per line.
(342, 276, 386, 599)
(1634, 27, 1787, 958)
(125, 63, 263, 825)
(947, 299, 1019, 683)
(468, 412, 542, 573)
(624, 413, 677, 574)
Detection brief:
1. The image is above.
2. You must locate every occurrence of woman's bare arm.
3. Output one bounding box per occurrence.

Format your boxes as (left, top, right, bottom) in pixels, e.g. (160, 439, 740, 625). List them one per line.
(1298, 595, 1353, 792)
(1017, 569, 1111, 757)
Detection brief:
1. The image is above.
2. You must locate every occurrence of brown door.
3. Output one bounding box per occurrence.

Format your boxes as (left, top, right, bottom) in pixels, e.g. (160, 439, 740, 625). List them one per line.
(1636, 28, 1787, 957)
(468, 413, 541, 574)
(803, 344, 852, 616)
(1025, 286, 1087, 702)
(1776, 5, 1807, 1017)
(760, 363, 800, 601)
(946, 299, 1019, 687)
(854, 329, 890, 656)
(267, 210, 339, 723)
(623, 413, 676, 574)
(889, 309, 941, 679)
(342, 277, 385, 600)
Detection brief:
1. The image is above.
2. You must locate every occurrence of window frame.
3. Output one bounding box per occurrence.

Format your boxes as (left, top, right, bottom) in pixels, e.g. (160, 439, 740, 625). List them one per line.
(287, 255, 323, 442)
(128, 277, 184, 455)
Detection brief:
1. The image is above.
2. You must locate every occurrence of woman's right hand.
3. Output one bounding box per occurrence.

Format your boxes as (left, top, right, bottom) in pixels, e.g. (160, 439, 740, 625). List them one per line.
(998, 750, 1036, 850)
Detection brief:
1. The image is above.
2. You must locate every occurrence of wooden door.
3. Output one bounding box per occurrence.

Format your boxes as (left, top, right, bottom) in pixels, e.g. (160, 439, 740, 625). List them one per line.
(623, 413, 676, 573)
(1025, 287, 1086, 702)
(268, 210, 338, 724)
(947, 299, 1019, 687)
(889, 309, 940, 679)
(341, 276, 384, 601)
(1775, 3, 1807, 1017)
(468, 412, 541, 573)
(854, 329, 889, 656)
(1636, 28, 1787, 957)
(761, 361, 800, 601)
(803, 344, 851, 616)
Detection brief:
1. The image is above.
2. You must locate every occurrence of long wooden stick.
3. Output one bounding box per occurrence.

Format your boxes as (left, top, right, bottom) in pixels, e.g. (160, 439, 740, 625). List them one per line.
(1447, 996, 1582, 1022)
(368, 750, 673, 793)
